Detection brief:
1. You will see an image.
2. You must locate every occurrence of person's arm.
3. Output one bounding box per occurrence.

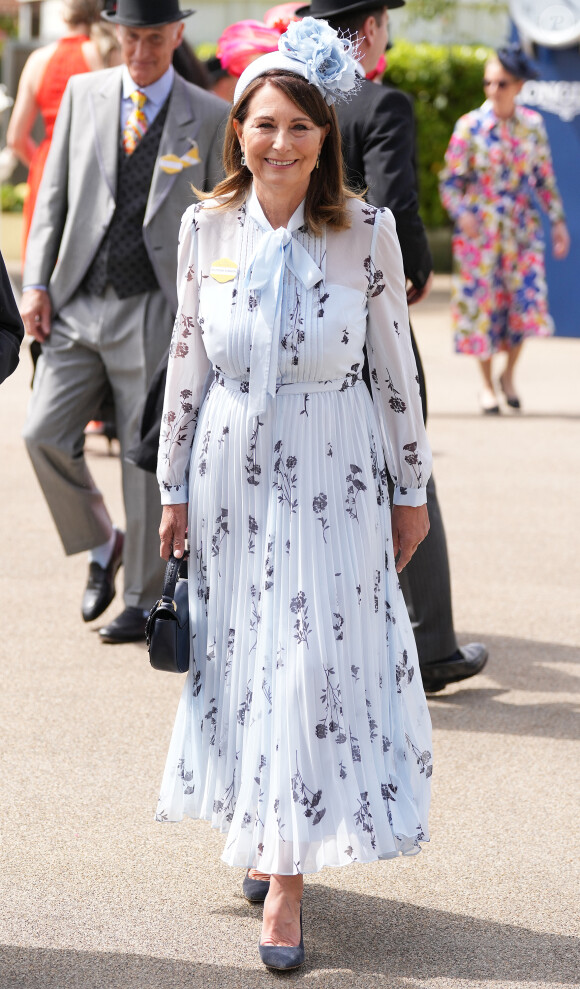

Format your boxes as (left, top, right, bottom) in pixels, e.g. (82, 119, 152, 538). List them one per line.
(365, 208, 432, 570)
(531, 115, 570, 260)
(6, 47, 52, 167)
(362, 88, 433, 293)
(439, 115, 475, 223)
(0, 253, 24, 385)
(158, 204, 210, 485)
(21, 76, 75, 329)
(158, 204, 211, 560)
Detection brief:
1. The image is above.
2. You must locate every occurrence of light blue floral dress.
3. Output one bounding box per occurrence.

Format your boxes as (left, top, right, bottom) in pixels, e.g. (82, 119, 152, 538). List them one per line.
(155, 188, 433, 875)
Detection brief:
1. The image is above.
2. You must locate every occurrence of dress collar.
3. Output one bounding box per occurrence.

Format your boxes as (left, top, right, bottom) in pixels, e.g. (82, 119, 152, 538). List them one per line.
(481, 99, 523, 133)
(247, 185, 306, 233)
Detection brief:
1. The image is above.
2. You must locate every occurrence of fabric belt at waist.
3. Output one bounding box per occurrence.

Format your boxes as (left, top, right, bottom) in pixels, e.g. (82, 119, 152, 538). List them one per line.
(213, 369, 363, 397)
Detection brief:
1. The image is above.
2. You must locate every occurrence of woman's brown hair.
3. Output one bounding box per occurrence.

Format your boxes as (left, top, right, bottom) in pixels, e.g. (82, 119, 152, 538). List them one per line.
(196, 70, 358, 234)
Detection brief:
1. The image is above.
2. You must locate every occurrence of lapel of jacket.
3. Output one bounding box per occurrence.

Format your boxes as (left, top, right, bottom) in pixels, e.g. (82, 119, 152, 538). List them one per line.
(89, 69, 122, 201)
(144, 74, 201, 227)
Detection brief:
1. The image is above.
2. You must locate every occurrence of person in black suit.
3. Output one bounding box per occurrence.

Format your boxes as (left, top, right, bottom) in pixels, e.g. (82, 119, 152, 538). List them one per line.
(297, 0, 488, 692)
(0, 252, 24, 386)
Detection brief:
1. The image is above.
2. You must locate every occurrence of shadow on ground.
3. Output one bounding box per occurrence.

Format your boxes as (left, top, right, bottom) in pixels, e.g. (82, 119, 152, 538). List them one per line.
(427, 634, 579, 741)
(2, 887, 578, 987)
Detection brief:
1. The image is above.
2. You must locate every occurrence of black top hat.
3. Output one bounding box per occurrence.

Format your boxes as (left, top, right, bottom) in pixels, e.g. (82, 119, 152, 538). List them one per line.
(102, 0, 194, 26)
(295, 0, 405, 18)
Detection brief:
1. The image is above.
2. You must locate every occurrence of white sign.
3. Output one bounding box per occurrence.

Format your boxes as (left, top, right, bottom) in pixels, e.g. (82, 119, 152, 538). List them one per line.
(520, 79, 580, 121)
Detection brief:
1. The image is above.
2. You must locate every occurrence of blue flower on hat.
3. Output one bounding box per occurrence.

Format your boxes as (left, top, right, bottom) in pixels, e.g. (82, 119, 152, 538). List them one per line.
(278, 17, 359, 104)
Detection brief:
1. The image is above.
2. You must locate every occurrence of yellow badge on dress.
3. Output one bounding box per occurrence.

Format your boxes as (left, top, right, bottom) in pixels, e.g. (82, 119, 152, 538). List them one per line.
(210, 258, 238, 283)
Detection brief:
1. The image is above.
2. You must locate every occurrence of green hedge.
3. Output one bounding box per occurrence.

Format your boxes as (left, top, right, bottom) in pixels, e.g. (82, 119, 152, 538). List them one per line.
(1, 182, 26, 213)
(383, 41, 492, 228)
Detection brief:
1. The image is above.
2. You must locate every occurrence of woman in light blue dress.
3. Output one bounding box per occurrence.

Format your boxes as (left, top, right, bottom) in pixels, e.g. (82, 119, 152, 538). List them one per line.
(156, 19, 433, 970)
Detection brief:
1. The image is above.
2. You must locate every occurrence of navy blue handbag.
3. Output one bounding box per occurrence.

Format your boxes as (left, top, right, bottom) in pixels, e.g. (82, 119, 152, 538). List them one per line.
(145, 553, 190, 673)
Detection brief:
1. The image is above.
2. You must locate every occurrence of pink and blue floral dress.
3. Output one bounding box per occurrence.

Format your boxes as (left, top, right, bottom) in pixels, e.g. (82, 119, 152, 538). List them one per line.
(440, 102, 565, 358)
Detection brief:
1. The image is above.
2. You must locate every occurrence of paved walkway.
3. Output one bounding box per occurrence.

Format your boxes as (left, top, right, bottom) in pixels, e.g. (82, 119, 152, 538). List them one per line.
(1, 277, 579, 988)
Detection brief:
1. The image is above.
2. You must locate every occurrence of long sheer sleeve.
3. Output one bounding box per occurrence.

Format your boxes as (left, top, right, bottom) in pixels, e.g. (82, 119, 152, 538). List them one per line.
(157, 204, 210, 504)
(366, 208, 432, 507)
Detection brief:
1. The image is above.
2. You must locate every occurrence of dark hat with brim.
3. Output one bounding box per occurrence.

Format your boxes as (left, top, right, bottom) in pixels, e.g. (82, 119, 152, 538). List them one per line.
(295, 0, 405, 17)
(102, 0, 194, 26)
(496, 43, 538, 81)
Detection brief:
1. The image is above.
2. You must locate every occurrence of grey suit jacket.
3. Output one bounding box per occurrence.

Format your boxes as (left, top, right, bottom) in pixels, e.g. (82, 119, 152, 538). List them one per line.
(23, 68, 229, 314)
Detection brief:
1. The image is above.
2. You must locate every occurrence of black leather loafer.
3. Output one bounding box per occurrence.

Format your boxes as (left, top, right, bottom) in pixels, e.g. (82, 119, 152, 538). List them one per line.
(259, 906, 304, 971)
(99, 606, 147, 644)
(421, 642, 489, 693)
(243, 869, 270, 903)
(82, 528, 124, 622)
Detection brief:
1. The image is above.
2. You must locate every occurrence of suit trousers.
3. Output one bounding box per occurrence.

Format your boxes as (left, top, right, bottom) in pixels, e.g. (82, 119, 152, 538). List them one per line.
(23, 285, 172, 610)
(397, 472, 458, 666)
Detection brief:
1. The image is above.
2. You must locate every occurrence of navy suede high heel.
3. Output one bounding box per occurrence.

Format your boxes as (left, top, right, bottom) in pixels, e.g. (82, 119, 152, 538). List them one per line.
(242, 869, 270, 903)
(258, 905, 304, 970)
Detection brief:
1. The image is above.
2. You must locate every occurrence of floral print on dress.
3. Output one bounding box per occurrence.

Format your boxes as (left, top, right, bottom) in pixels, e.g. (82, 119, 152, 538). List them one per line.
(155, 192, 432, 874)
(440, 102, 565, 357)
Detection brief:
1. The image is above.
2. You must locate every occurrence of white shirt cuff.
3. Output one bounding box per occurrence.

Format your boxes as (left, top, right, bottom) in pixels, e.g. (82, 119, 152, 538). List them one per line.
(160, 488, 189, 506)
(393, 485, 427, 507)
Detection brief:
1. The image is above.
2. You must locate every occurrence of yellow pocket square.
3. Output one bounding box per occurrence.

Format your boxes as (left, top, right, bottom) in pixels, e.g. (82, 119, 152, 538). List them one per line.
(159, 144, 201, 174)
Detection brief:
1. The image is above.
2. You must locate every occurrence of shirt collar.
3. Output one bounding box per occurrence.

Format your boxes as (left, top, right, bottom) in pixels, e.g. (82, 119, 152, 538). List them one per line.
(122, 64, 174, 106)
(481, 99, 523, 133)
(247, 184, 306, 233)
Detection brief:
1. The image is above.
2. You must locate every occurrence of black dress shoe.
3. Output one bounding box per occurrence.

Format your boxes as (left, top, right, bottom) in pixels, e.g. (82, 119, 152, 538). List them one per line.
(82, 528, 124, 622)
(243, 869, 270, 903)
(421, 642, 489, 693)
(99, 606, 147, 644)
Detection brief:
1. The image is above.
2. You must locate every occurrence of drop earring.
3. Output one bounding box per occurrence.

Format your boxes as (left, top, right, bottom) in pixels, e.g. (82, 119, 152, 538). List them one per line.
(315, 153, 320, 169)
(241, 152, 246, 166)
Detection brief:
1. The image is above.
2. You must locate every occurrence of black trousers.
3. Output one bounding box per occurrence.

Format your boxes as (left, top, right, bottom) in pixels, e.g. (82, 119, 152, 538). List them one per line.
(366, 329, 458, 666)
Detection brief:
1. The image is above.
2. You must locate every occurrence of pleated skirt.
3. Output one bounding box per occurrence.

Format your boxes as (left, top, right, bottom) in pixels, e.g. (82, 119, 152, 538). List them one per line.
(156, 376, 432, 875)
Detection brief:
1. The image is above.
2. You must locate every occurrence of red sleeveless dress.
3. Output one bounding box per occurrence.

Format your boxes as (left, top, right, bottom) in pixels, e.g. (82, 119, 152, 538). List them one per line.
(23, 35, 91, 255)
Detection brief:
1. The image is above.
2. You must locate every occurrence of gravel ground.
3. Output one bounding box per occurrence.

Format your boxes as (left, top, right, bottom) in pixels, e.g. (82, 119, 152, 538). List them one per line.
(1, 277, 578, 988)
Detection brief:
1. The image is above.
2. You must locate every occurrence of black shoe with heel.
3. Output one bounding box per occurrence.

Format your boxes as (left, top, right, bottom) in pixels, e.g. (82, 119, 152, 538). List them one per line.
(243, 869, 270, 903)
(259, 905, 304, 971)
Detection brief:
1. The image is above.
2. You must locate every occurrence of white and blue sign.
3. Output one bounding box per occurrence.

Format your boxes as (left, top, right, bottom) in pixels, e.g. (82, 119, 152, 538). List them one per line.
(510, 1, 580, 337)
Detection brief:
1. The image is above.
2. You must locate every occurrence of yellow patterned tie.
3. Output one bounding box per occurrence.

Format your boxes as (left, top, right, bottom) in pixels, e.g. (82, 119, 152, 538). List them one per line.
(123, 90, 148, 155)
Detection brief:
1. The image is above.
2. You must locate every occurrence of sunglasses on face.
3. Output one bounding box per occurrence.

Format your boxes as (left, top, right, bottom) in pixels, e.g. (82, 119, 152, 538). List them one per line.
(483, 79, 515, 89)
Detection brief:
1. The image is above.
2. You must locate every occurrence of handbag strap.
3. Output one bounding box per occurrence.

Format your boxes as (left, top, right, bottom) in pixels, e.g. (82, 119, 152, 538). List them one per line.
(161, 552, 188, 603)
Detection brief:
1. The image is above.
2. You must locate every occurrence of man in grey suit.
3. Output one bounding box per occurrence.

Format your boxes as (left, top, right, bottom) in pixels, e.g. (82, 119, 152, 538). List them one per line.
(20, 0, 228, 643)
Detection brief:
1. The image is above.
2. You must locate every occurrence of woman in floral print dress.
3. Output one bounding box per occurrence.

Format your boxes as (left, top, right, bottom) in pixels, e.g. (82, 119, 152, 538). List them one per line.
(439, 45, 569, 413)
(156, 20, 432, 970)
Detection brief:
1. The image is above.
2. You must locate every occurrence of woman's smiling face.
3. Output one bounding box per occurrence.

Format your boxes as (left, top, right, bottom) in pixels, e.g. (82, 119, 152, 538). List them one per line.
(233, 81, 329, 207)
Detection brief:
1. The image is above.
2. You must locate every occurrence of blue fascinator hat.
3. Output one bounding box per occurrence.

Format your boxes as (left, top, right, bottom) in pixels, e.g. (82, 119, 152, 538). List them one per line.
(496, 43, 539, 81)
(233, 16, 360, 106)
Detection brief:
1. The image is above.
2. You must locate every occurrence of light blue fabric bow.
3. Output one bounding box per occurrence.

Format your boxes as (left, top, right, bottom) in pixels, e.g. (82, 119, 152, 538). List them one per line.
(246, 226, 323, 421)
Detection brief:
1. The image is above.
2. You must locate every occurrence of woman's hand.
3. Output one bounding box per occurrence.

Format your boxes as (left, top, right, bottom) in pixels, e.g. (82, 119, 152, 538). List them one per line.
(552, 220, 570, 260)
(391, 504, 430, 574)
(159, 503, 188, 561)
(457, 211, 479, 240)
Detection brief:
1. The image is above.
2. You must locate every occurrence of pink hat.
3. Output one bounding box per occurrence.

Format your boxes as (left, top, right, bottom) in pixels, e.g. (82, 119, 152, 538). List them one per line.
(263, 3, 302, 32)
(217, 20, 283, 78)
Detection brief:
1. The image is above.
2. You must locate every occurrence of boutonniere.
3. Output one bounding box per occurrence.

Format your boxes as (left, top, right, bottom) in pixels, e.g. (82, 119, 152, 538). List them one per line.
(159, 141, 202, 174)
